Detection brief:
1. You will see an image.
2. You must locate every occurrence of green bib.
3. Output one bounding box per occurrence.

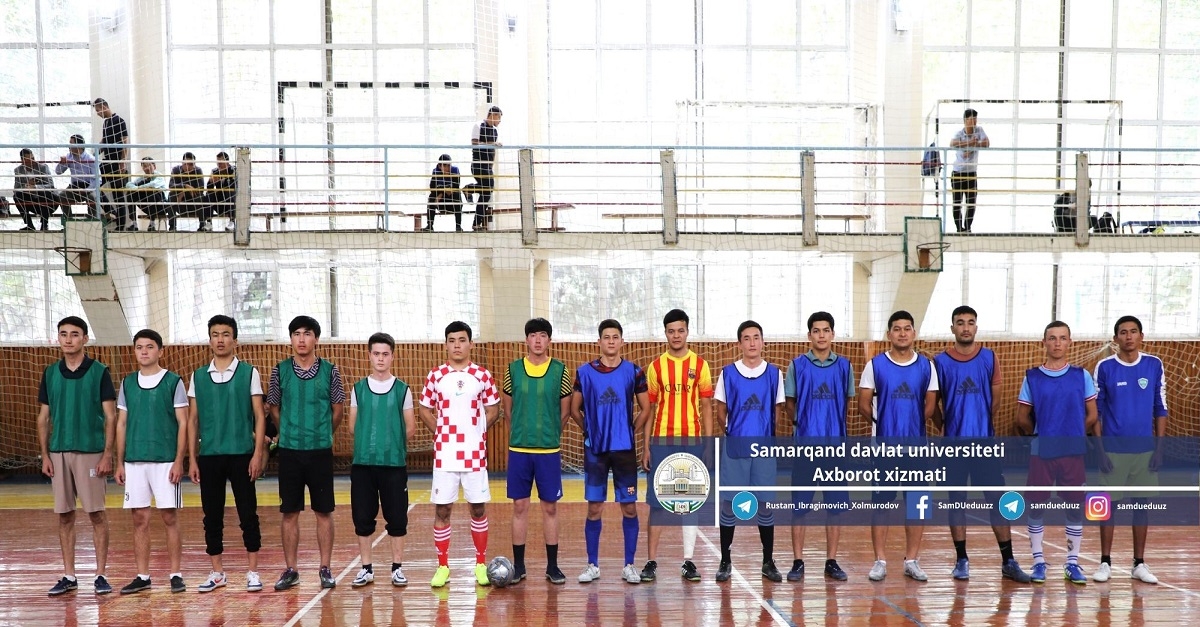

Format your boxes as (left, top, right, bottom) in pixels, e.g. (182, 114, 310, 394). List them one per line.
(123, 370, 182, 463)
(352, 377, 409, 467)
(508, 358, 566, 449)
(193, 361, 256, 456)
(45, 360, 109, 454)
(277, 358, 334, 451)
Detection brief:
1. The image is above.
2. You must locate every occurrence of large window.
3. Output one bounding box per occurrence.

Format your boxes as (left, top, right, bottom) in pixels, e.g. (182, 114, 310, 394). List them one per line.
(0, 251, 89, 344)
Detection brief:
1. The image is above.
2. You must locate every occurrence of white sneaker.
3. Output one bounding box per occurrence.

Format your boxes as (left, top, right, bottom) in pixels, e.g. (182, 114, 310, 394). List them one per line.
(1131, 563, 1158, 584)
(869, 560, 887, 581)
(246, 571, 262, 592)
(391, 568, 408, 587)
(351, 568, 374, 587)
(903, 559, 928, 582)
(225, 221, 236, 232)
(622, 564, 641, 584)
(1093, 562, 1112, 583)
(578, 564, 601, 583)
(197, 571, 226, 593)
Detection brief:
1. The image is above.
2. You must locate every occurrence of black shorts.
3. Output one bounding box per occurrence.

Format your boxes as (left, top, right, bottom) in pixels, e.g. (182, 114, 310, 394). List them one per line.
(350, 465, 409, 537)
(871, 455, 929, 504)
(278, 447, 335, 514)
(790, 457, 850, 516)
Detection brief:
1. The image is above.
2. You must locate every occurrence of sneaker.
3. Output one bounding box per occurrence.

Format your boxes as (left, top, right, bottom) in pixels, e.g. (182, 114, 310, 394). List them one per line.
(170, 575, 186, 593)
(578, 564, 601, 584)
(247, 571, 262, 592)
(1002, 558, 1032, 583)
(198, 572, 227, 593)
(94, 575, 112, 595)
(681, 560, 700, 582)
(952, 558, 970, 580)
(1092, 562, 1112, 583)
(274, 568, 299, 591)
(430, 565, 451, 588)
(319, 566, 336, 589)
(120, 576, 151, 595)
(514, 563, 526, 582)
(787, 560, 805, 582)
(621, 564, 641, 584)
(474, 563, 490, 586)
(1131, 563, 1158, 584)
(1064, 563, 1087, 585)
(640, 560, 658, 582)
(904, 559, 928, 582)
(824, 561, 848, 581)
(224, 221, 235, 232)
(351, 568, 374, 588)
(1030, 562, 1048, 583)
(715, 560, 732, 582)
(762, 560, 783, 583)
(546, 566, 566, 585)
(391, 568, 408, 587)
(49, 576, 78, 596)
(868, 560, 887, 582)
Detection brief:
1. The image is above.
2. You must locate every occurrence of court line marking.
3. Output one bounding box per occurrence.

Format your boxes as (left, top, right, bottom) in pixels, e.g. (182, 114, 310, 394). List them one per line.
(696, 527, 792, 627)
(283, 503, 416, 627)
(876, 595, 927, 627)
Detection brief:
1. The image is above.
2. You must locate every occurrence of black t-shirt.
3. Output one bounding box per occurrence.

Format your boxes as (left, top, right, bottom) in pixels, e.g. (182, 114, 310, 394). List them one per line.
(101, 114, 128, 161)
(37, 356, 118, 405)
(472, 121, 499, 166)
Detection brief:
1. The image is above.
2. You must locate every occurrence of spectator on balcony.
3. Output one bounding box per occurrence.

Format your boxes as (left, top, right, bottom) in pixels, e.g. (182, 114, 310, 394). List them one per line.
(200, 152, 236, 233)
(465, 106, 502, 231)
(93, 98, 132, 231)
(949, 109, 989, 234)
(424, 154, 463, 232)
(14, 148, 58, 232)
(127, 157, 169, 232)
(169, 152, 205, 231)
(57, 135, 99, 219)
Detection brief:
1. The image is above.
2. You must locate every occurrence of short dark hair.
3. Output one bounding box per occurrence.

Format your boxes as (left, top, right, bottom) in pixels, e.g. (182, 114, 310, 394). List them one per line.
(207, 314, 238, 339)
(368, 332, 396, 352)
(951, 305, 978, 320)
(57, 316, 88, 335)
(663, 309, 690, 328)
(598, 319, 623, 337)
(736, 320, 762, 340)
(92, 97, 107, 107)
(69, 134, 84, 144)
(524, 317, 552, 338)
(445, 320, 473, 340)
(1044, 320, 1071, 337)
(216, 151, 229, 160)
(133, 328, 163, 348)
(964, 108, 978, 119)
(1114, 315, 1142, 335)
(887, 310, 914, 329)
(488, 106, 503, 115)
(19, 148, 32, 158)
(182, 152, 196, 161)
(807, 311, 835, 332)
(438, 153, 452, 163)
(288, 315, 321, 338)
(141, 156, 154, 163)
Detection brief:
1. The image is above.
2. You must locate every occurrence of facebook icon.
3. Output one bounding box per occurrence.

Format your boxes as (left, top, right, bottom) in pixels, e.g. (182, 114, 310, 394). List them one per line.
(905, 491, 934, 521)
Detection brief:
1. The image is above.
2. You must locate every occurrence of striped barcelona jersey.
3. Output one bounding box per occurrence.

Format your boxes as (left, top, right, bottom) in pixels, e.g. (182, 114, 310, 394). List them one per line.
(646, 350, 713, 437)
(419, 362, 500, 472)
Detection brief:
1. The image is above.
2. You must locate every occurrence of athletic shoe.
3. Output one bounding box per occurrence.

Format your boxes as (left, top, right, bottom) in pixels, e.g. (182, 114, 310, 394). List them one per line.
(639, 560, 658, 582)
(1030, 562, 1047, 583)
(1064, 563, 1087, 585)
(49, 577, 78, 596)
(319, 566, 336, 589)
(1002, 558, 1032, 583)
(681, 560, 701, 582)
(868, 560, 887, 582)
(247, 571, 262, 592)
(762, 560, 783, 583)
(274, 568, 299, 591)
(391, 568, 408, 587)
(430, 565, 451, 588)
(787, 561, 805, 581)
(1092, 562, 1112, 583)
(621, 565, 641, 584)
(198, 572, 227, 593)
(474, 563, 490, 586)
(952, 558, 970, 580)
(578, 564, 601, 583)
(824, 561, 848, 581)
(904, 559, 928, 582)
(715, 560, 732, 582)
(120, 577, 151, 595)
(1131, 563, 1158, 584)
(546, 566, 567, 585)
(514, 563, 526, 582)
(351, 568, 374, 588)
(170, 575, 186, 593)
(94, 575, 112, 595)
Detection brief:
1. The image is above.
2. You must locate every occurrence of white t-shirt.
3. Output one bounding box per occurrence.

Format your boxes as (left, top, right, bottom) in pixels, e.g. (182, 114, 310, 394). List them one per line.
(187, 357, 264, 398)
(952, 126, 989, 173)
(713, 360, 786, 405)
(350, 375, 415, 409)
(117, 368, 189, 410)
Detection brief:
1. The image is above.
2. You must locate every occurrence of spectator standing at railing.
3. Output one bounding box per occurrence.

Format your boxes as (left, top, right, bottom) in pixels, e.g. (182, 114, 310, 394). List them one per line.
(948, 108, 989, 233)
(127, 158, 169, 232)
(57, 135, 99, 219)
(467, 106, 502, 231)
(169, 153, 205, 232)
(200, 152, 237, 233)
(14, 148, 58, 231)
(94, 98, 132, 231)
(424, 154, 463, 232)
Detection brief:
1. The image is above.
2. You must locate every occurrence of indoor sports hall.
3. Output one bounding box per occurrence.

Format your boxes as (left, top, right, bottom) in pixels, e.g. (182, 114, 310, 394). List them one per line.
(2, 1, 1199, 625)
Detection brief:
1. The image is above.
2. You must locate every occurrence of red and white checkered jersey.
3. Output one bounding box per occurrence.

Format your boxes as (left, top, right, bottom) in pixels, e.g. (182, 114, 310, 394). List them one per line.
(419, 361, 500, 471)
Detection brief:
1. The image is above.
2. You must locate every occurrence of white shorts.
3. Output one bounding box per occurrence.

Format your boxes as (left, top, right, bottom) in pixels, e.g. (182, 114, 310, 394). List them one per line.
(430, 469, 490, 505)
(123, 462, 182, 509)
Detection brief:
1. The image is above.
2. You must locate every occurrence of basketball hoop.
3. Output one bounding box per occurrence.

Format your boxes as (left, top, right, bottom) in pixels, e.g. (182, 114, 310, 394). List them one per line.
(915, 241, 951, 270)
(53, 246, 93, 274)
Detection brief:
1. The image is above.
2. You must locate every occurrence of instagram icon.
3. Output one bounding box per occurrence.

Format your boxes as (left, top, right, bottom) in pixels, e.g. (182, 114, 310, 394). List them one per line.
(1085, 492, 1111, 521)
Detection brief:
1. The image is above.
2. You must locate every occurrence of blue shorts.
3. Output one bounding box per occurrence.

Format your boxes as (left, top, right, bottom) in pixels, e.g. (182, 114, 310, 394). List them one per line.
(583, 448, 638, 503)
(507, 450, 563, 502)
(720, 447, 776, 503)
(790, 456, 849, 516)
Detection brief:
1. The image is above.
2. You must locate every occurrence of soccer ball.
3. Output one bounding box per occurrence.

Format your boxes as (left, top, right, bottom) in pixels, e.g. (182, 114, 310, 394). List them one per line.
(487, 556, 515, 588)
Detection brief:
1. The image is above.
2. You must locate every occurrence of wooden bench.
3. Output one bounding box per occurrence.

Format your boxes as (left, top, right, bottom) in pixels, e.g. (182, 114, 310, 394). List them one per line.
(602, 212, 870, 233)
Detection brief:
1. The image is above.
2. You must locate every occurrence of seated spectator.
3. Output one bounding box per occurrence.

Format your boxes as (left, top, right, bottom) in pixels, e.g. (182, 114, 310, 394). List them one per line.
(56, 134, 99, 219)
(13, 148, 57, 231)
(169, 152, 206, 228)
(424, 153, 463, 231)
(127, 157, 170, 231)
(200, 151, 236, 232)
